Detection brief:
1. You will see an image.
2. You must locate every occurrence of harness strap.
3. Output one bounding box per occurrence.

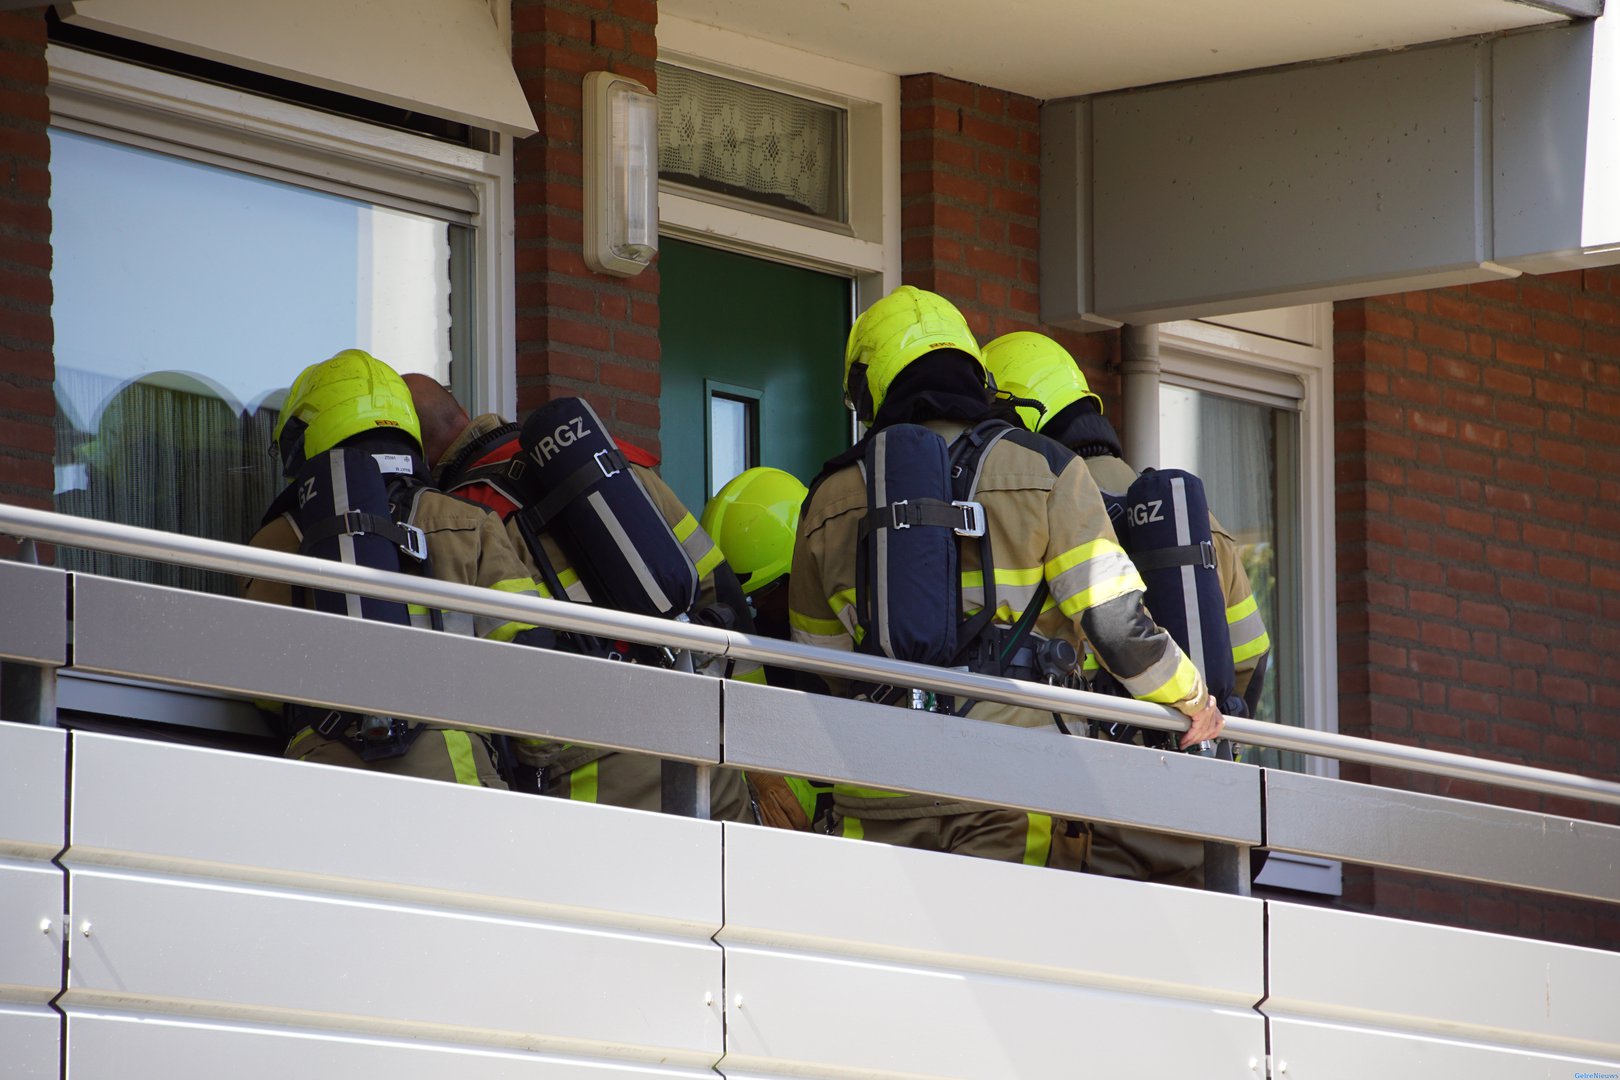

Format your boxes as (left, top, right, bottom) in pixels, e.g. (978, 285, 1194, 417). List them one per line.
(1131, 540, 1216, 572)
(437, 421, 520, 489)
(516, 447, 628, 534)
(865, 497, 986, 536)
(297, 509, 428, 562)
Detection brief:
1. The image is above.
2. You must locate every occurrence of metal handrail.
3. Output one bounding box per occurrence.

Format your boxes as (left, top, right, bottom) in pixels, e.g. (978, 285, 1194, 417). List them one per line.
(6, 501, 1620, 811)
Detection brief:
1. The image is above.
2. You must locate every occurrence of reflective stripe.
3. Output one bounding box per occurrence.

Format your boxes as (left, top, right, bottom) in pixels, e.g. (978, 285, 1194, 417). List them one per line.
(442, 729, 482, 786)
(1024, 813, 1053, 867)
(484, 577, 543, 642)
(826, 587, 866, 645)
(1231, 624, 1272, 664)
(735, 664, 768, 684)
(789, 608, 847, 639)
(1120, 649, 1203, 706)
(962, 567, 1045, 622)
(674, 513, 724, 578)
(483, 619, 530, 643)
(570, 759, 599, 803)
(1227, 595, 1271, 663)
(1048, 541, 1146, 618)
(286, 726, 320, 758)
(490, 576, 540, 597)
(841, 815, 865, 841)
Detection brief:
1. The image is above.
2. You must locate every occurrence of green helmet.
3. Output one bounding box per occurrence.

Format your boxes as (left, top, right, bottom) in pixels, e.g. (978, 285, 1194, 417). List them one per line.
(980, 331, 1103, 433)
(273, 349, 422, 477)
(700, 467, 808, 594)
(844, 286, 983, 422)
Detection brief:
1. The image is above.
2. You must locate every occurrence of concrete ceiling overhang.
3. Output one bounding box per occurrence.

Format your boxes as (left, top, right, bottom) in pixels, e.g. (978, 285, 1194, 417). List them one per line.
(658, 0, 1591, 102)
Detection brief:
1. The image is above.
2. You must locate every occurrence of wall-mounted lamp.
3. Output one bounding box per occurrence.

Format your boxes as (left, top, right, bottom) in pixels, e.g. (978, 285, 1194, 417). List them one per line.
(584, 71, 658, 277)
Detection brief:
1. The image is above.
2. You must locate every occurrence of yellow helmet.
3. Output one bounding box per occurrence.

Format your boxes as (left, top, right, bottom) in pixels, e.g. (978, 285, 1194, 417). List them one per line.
(273, 349, 422, 477)
(844, 285, 983, 421)
(700, 467, 808, 594)
(980, 331, 1103, 433)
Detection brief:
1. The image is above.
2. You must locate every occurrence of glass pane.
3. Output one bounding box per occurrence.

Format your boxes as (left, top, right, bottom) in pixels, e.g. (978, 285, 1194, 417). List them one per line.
(49, 129, 462, 595)
(1161, 385, 1304, 771)
(709, 395, 752, 497)
(657, 63, 846, 223)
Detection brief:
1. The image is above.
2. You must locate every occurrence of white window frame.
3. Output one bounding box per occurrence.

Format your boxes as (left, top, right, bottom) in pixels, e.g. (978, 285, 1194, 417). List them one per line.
(655, 15, 900, 312)
(46, 45, 518, 418)
(1160, 305, 1341, 896)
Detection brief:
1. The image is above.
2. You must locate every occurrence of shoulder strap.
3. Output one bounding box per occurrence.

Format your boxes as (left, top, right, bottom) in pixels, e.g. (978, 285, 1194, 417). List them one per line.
(946, 419, 1014, 666)
(437, 421, 520, 490)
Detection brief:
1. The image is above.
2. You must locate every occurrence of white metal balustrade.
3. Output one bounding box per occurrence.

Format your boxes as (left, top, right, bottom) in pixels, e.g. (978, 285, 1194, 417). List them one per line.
(2, 505, 1619, 1079)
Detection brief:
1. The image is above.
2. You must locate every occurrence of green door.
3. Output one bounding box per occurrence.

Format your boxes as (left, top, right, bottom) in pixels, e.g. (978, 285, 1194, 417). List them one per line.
(658, 238, 852, 514)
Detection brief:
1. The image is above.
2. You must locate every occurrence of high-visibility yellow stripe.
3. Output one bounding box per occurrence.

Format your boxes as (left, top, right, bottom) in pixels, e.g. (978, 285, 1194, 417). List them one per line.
(841, 815, 864, 841)
(484, 620, 530, 643)
(694, 545, 725, 578)
(407, 603, 430, 616)
(570, 759, 599, 803)
(960, 566, 1045, 589)
(286, 726, 320, 758)
(672, 513, 698, 541)
(829, 587, 858, 615)
(790, 609, 846, 637)
(442, 730, 481, 786)
(1226, 595, 1259, 623)
(1232, 631, 1272, 664)
(1024, 813, 1053, 867)
(736, 665, 768, 684)
(1044, 538, 1123, 578)
(1056, 576, 1144, 618)
(1131, 652, 1204, 706)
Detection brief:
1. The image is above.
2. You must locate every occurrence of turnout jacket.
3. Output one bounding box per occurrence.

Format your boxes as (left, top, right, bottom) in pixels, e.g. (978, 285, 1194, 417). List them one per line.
(789, 417, 1209, 817)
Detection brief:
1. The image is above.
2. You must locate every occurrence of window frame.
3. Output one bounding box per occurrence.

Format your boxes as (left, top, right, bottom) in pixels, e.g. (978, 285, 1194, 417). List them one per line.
(655, 15, 900, 314)
(1159, 305, 1341, 896)
(46, 44, 518, 418)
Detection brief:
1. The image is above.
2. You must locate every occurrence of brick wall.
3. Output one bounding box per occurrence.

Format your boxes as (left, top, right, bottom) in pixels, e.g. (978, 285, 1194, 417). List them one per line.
(0, 8, 53, 556)
(1335, 270, 1620, 950)
(510, 0, 662, 453)
(898, 74, 1121, 410)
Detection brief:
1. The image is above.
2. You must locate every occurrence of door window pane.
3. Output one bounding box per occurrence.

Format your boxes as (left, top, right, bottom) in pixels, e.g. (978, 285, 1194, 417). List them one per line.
(708, 391, 757, 498)
(1161, 384, 1304, 771)
(50, 129, 463, 594)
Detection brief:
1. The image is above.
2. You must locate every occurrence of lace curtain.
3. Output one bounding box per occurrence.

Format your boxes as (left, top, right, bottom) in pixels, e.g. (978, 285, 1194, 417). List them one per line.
(658, 64, 844, 222)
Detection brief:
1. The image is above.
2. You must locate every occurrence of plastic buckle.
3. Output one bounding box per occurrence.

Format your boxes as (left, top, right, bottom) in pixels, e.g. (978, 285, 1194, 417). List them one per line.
(1200, 540, 1216, 570)
(888, 500, 912, 529)
(953, 500, 986, 537)
(400, 523, 428, 562)
(594, 449, 621, 479)
(311, 708, 349, 738)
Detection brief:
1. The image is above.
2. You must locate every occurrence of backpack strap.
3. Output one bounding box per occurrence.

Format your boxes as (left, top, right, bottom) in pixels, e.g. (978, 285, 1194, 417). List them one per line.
(437, 421, 521, 490)
(945, 420, 1014, 674)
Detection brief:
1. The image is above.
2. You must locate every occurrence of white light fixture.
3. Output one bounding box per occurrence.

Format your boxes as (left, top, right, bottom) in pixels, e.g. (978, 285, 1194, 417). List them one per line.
(584, 71, 659, 277)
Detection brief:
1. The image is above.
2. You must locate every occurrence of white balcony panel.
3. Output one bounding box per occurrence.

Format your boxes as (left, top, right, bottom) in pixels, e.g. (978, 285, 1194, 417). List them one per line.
(63, 870, 724, 1066)
(1269, 1017, 1620, 1080)
(0, 563, 67, 666)
(0, 863, 65, 1005)
(0, 723, 66, 857)
(65, 1011, 719, 1080)
(0, 1005, 59, 1080)
(69, 732, 721, 932)
(1267, 902, 1620, 1069)
(718, 824, 1264, 1078)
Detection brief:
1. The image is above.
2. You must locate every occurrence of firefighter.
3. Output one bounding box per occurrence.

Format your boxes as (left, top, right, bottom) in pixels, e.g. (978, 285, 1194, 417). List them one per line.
(243, 350, 546, 788)
(701, 467, 832, 832)
(405, 375, 755, 822)
(983, 330, 1272, 886)
(789, 286, 1222, 868)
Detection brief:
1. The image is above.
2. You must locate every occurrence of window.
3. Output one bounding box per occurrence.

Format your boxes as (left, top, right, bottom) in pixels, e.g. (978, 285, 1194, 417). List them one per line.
(47, 46, 512, 596)
(1160, 306, 1338, 895)
(706, 382, 760, 499)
